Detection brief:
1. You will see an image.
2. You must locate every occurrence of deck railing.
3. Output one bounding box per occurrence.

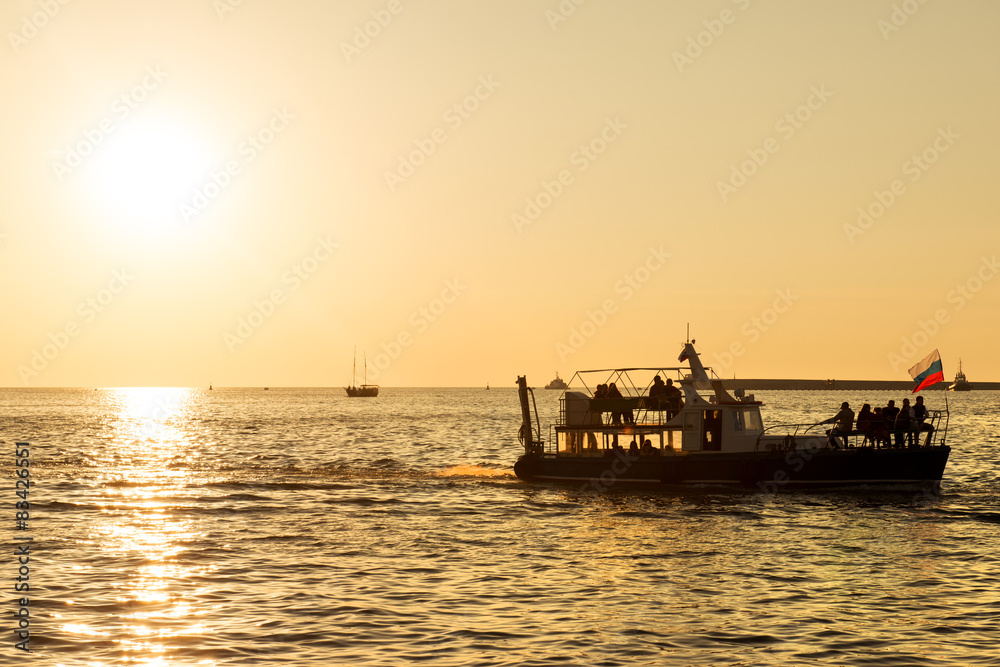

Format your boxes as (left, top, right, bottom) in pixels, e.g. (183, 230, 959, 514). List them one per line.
(754, 409, 948, 453)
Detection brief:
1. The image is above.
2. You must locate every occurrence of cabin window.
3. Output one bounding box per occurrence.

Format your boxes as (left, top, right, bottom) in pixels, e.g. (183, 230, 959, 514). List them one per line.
(736, 408, 763, 431)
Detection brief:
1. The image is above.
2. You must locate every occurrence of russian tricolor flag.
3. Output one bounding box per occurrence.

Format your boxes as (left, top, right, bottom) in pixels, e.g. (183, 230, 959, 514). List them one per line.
(908, 349, 944, 393)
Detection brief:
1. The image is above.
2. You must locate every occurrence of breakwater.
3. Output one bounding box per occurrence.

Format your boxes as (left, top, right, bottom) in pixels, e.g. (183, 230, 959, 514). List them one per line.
(719, 379, 998, 391)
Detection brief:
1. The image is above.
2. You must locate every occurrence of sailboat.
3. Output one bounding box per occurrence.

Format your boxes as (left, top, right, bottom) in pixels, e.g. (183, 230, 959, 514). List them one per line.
(345, 347, 379, 397)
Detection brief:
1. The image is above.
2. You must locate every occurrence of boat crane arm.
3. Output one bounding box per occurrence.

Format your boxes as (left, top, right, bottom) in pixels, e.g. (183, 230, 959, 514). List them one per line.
(678, 341, 739, 405)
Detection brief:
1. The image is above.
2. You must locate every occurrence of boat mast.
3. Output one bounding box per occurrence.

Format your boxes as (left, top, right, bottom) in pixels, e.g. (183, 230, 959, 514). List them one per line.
(353, 345, 357, 388)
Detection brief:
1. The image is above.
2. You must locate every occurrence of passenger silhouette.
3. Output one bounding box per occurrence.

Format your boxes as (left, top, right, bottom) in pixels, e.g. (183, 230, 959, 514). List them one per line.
(856, 403, 874, 446)
(821, 401, 854, 449)
(893, 398, 914, 447)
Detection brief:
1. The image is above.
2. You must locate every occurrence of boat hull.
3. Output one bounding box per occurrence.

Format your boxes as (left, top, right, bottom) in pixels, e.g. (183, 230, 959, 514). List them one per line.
(513, 446, 951, 491)
(345, 386, 379, 397)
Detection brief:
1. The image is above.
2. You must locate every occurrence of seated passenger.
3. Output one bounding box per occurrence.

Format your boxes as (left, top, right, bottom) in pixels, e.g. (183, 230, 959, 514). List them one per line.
(893, 398, 914, 447)
(821, 401, 854, 449)
(629, 439, 640, 455)
(648, 375, 666, 406)
(913, 396, 934, 441)
(856, 403, 874, 445)
(640, 438, 655, 455)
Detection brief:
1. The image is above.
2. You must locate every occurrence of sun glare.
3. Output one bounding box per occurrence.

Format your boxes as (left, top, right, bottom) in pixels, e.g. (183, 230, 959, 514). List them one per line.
(85, 118, 211, 229)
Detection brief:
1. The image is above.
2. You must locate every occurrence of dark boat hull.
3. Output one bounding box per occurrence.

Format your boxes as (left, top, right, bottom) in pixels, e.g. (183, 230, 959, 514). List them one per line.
(345, 386, 379, 397)
(513, 446, 951, 492)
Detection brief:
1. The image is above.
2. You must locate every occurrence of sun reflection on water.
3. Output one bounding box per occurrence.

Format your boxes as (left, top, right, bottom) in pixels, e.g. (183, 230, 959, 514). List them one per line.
(95, 387, 198, 467)
(64, 388, 216, 663)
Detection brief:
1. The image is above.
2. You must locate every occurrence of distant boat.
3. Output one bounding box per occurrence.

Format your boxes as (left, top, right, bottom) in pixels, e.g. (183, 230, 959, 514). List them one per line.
(545, 372, 568, 390)
(209, 384, 213, 390)
(486, 383, 490, 390)
(948, 359, 973, 391)
(345, 347, 379, 397)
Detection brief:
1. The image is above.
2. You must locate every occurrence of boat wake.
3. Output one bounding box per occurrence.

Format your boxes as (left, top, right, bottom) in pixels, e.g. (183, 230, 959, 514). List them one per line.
(435, 464, 510, 478)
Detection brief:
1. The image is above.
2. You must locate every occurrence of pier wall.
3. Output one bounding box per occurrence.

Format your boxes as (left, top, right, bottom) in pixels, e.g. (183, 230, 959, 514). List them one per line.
(719, 379, 999, 391)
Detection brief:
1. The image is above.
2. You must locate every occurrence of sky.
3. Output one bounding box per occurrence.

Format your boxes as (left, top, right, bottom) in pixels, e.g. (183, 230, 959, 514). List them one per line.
(1, 0, 998, 387)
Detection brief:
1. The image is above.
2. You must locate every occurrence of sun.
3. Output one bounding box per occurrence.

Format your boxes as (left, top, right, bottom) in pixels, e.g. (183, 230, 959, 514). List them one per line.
(84, 117, 212, 229)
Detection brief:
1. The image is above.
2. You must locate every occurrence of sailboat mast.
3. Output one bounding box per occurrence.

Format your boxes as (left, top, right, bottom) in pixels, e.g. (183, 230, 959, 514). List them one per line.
(353, 345, 357, 388)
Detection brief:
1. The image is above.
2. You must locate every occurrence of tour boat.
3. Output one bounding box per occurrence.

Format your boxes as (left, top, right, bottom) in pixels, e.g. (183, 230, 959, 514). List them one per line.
(345, 348, 379, 397)
(544, 372, 568, 390)
(514, 341, 951, 492)
(948, 359, 972, 391)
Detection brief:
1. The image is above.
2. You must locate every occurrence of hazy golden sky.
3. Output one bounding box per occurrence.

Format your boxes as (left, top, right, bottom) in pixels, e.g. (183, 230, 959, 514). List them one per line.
(2, 0, 998, 387)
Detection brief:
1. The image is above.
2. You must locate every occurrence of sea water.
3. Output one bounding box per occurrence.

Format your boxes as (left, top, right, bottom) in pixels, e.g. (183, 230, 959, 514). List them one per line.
(2, 387, 998, 665)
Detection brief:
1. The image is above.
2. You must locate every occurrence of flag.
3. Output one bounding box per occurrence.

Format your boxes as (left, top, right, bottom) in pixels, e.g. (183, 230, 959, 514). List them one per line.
(908, 349, 944, 393)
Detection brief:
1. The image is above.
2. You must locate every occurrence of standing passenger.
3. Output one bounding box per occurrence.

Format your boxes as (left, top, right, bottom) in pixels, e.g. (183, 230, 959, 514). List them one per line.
(663, 378, 683, 420)
(649, 375, 666, 402)
(606, 382, 624, 426)
(883, 400, 900, 447)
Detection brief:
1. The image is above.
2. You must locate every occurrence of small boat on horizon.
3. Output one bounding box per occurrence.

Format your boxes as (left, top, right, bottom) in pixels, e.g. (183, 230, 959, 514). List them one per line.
(345, 347, 379, 397)
(514, 340, 951, 492)
(544, 372, 568, 390)
(948, 359, 972, 391)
